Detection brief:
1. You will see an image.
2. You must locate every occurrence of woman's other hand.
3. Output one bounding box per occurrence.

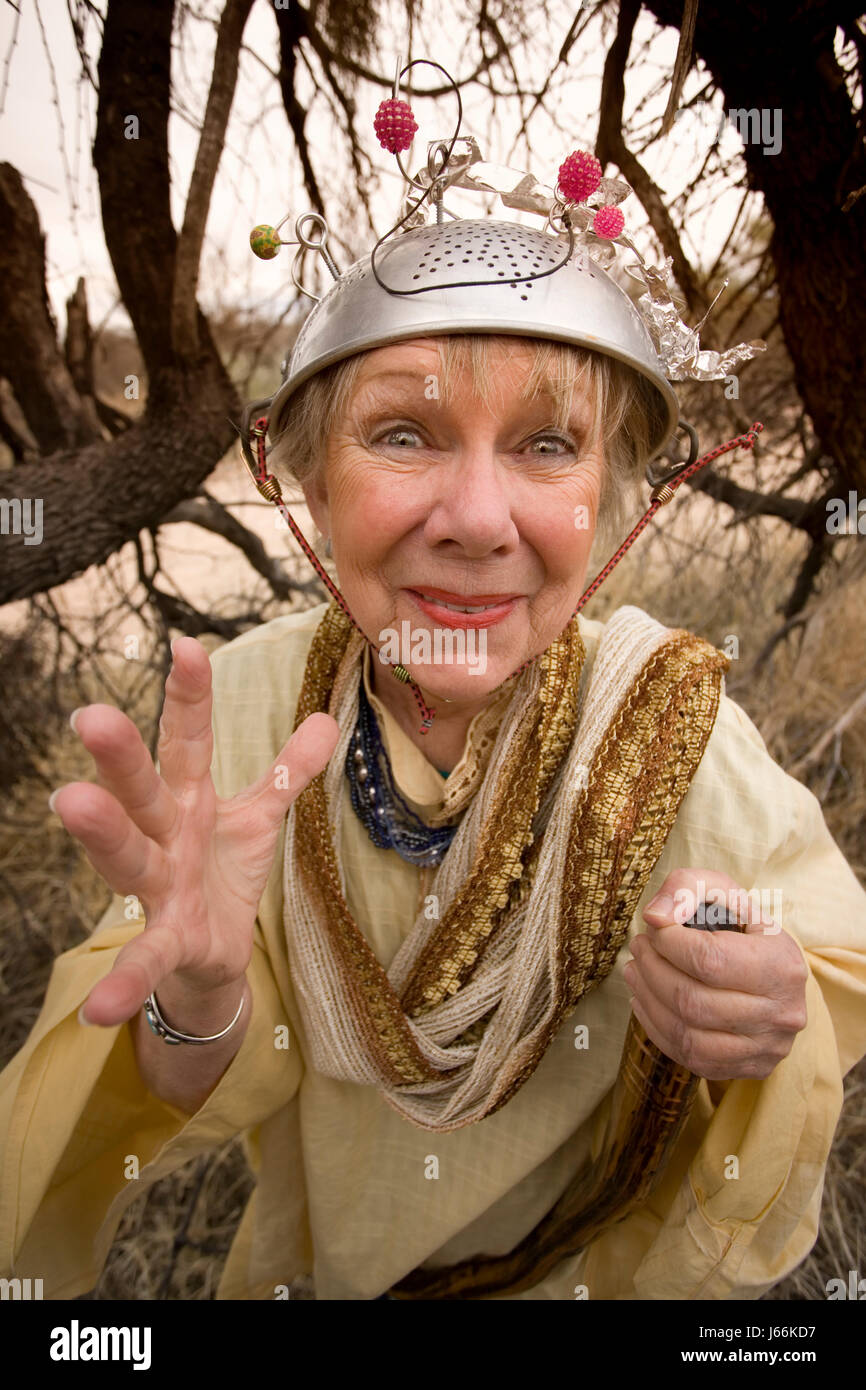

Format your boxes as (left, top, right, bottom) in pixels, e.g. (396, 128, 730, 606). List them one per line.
(49, 636, 339, 1028)
(624, 868, 809, 1080)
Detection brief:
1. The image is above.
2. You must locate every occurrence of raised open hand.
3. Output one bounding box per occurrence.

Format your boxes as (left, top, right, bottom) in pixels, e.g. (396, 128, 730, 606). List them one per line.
(50, 636, 339, 1028)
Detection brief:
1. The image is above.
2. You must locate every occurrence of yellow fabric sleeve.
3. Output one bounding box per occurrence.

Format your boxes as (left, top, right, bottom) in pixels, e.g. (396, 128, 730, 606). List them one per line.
(584, 696, 866, 1300)
(0, 618, 317, 1298)
(0, 899, 302, 1298)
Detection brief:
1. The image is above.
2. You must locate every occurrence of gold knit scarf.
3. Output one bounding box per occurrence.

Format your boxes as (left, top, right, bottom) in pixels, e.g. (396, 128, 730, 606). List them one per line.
(284, 599, 725, 1106)
(282, 600, 728, 1292)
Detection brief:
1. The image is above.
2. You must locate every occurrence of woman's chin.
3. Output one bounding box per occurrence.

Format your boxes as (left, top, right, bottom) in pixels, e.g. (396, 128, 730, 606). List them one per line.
(407, 659, 520, 706)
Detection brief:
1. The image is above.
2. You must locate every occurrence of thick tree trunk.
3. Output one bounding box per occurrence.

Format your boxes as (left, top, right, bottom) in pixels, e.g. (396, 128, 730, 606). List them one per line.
(91, 0, 178, 376)
(643, 0, 866, 489)
(0, 0, 250, 605)
(0, 358, 240, 601)
(0, 165, 104, 453)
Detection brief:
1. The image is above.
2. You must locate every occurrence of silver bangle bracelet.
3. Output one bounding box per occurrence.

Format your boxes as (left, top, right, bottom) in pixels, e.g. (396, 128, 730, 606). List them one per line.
(142, 984, 247, 1046)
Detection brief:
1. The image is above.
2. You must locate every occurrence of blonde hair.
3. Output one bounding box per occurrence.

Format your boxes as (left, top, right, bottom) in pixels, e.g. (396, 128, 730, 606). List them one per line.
(269, 335, 669, 547)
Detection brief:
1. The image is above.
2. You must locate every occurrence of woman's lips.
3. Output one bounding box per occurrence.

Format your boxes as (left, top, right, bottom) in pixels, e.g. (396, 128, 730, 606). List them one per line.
(405, 588, 519, 629)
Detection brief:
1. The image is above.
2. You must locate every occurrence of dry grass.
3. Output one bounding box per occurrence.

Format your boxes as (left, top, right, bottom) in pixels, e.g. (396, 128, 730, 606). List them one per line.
(2, 497, 864, 1301)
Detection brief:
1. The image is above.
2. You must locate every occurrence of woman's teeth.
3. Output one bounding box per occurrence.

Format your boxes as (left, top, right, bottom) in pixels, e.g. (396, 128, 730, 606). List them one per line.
(417, 593, 501, 614)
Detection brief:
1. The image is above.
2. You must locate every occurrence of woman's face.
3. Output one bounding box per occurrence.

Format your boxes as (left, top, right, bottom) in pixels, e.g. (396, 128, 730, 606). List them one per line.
(301, 336, 605, 706)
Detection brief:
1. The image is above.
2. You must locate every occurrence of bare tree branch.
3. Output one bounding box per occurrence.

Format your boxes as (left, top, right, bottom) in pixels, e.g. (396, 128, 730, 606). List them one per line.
(171, 0, 255, 357)
(788, 684, 866, 777)
(161, 492, 325, 602)
(684, 468, 818, 528)
(659, 0, 699, 135)
(298, 3, 497, 94)
(595, 0, 712, 322)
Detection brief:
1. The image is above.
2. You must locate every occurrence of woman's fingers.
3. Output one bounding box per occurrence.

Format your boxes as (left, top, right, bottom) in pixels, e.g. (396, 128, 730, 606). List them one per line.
(627, 986, 780, 1080)
(231, 712, 340, 827)
(81, 923, 185, 1026)
(156, 636, 215, 791)
(70, 704, 179, 842)
(627, 932, 777, 1035)
(50, 782, 172, 904)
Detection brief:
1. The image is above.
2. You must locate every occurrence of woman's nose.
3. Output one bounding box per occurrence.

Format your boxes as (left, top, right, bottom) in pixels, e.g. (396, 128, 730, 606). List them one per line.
(424, 442, 518, 554)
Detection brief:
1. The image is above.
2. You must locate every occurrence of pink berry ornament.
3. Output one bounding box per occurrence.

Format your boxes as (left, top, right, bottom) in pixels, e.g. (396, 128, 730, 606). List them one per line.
(374, 98, 418, 154)
(592, 205, 625, 239)
(557, 150, 603, 204)
(250, 224, 282, 260)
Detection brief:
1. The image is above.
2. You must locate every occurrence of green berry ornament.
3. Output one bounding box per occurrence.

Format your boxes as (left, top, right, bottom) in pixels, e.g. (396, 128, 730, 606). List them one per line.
(250, 224, 282, 260)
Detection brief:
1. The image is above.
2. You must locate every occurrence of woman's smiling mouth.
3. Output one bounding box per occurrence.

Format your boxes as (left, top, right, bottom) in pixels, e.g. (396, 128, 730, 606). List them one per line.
(405, 588, 521, 627)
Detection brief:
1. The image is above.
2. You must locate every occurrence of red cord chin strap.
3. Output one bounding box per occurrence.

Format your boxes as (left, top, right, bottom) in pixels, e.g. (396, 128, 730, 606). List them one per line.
(244, 418, 763, 734)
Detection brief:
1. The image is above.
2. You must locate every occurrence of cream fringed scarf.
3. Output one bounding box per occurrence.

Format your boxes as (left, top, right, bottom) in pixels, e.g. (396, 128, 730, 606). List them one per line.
(282, 600, 728, 1133)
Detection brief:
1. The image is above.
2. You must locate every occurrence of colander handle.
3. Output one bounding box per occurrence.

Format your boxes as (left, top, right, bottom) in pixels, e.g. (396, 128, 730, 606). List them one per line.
(645, 418, 700, 488)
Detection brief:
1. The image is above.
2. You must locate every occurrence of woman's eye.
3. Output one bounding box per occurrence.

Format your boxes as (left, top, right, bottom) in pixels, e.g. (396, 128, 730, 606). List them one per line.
(525, 434, 575, 457)
(378, 427, 424, 448)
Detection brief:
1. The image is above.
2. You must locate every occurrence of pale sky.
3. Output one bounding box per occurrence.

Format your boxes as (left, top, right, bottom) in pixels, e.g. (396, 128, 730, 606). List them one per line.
(0, 0, 762, 337)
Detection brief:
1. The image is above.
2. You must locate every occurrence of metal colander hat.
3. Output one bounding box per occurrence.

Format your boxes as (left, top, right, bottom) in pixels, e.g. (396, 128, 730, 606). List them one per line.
(267, 217, 680, 458)
(250, 53, 764, 467)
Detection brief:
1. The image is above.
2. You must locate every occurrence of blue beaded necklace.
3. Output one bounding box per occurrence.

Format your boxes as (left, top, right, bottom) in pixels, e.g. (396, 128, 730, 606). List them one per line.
(346, 677, 460, 867)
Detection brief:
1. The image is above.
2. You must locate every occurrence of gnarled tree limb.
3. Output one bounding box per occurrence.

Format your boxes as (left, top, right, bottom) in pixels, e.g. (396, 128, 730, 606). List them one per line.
(643, 0, 866, 489)
(171, 0, 256, 357)
(162, 492, 325, 602)
(0, 0, 241, 604)
(596, 0, 712, 322)
(0, 164, 104, 453)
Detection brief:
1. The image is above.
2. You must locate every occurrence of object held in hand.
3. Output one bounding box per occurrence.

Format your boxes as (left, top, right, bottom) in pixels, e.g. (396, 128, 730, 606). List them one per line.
(682, 904, 746, 933)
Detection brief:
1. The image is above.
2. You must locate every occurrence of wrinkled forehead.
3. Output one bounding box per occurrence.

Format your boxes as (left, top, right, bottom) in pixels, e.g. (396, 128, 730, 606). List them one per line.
(346, 334, 598, 418)
(353, 335, 567, 378)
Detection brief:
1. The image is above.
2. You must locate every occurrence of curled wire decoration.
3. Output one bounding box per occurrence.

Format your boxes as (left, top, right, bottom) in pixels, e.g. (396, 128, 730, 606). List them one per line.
(291, 245, 322, 303)
(295, 212, 341, 279)
(289, 212, 342, 301)
(371, 57, 579, 294)
(390, 57, 459, 194)
(546, 197, 573, 237)
(370, 57, 466, 295)
(238, 397, 276, 476)
(396, 149, 469, 228)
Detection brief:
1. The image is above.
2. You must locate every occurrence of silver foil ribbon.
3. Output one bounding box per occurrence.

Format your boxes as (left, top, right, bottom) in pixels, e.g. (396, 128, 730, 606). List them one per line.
(623, 255, 767, 381)
(401, 140, 766, 382)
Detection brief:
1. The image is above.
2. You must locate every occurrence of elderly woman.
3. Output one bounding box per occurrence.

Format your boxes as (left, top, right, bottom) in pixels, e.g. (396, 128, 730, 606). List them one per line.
(2, 157, 866, 1302)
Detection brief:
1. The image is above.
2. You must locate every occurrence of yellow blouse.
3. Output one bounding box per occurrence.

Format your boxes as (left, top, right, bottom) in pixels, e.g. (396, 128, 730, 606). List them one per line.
(2, 601, 866, 1300)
